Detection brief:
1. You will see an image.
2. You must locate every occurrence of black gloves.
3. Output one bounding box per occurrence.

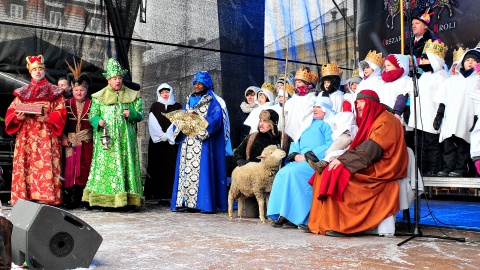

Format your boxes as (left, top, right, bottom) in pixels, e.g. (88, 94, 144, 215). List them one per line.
(304, 151, 319, 163)
(433, 103, 445, 131)
(470, 115, 478, 132)
(236, 159, 248, 167)
(286, 152, 299, 162)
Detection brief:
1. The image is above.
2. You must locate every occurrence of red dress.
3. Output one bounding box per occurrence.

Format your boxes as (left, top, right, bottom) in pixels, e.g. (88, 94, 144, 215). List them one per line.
(63, 98, 93, 189)
(5, 78, 66, 206)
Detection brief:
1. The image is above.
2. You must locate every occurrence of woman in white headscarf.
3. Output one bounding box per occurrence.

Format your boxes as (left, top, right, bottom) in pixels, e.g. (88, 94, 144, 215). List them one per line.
(145, 83, 182, 204)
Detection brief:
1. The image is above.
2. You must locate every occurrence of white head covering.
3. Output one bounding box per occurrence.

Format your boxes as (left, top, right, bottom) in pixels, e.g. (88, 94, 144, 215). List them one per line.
(157, 83, 175, 106)
(425, 52, 445, 73)
(244, 86, 260, 103)
(332, 112, 358, 141)
(257, 88, 275, 106)
(313, 96, 335, 129)
(274, 89, 289, 104)
(359, 60, 382, 78)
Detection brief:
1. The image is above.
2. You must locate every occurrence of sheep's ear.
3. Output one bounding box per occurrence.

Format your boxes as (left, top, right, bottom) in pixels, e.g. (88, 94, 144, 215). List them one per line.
(257, 155, 266, 159)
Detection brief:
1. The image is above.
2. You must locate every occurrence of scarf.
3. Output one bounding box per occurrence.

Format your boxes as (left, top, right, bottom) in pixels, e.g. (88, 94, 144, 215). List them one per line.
(240, 101, 258, 114)
(350, 90, 386, 149)
(460, 68, 475, 78)
(418, 64, 433, 73)
(295, 85, 313, 96)
(381, 68, 405, 82)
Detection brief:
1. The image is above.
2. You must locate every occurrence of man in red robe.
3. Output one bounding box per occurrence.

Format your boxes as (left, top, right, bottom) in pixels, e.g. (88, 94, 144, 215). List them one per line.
(61, 60, 93, 209)
(5, 55, 66, 206)
(308, 90, 408, 236)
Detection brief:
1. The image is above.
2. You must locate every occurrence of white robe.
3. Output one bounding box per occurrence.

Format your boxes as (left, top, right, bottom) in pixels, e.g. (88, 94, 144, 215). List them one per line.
(408, 70, 450, 134)
(283, 93, 317, 142)
(434, 73, 478, 143)
(357, 60, 383, 94)
(376, 75, 412, 110)
(469, 90, 480, 158)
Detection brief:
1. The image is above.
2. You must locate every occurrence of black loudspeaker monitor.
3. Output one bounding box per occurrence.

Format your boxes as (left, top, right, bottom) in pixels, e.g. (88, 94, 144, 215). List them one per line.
(8, 200, 103, 270)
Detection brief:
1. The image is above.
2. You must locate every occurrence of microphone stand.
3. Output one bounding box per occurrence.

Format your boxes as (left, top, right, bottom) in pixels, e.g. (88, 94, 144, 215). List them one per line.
(397, 1, 465, 246)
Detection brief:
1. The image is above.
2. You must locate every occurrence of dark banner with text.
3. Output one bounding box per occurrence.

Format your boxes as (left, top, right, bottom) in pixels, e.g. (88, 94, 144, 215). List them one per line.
(357, 0, 480, 66)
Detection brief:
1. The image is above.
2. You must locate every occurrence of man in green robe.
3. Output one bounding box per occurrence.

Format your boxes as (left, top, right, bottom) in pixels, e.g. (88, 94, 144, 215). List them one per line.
(82, 58, 145, 208)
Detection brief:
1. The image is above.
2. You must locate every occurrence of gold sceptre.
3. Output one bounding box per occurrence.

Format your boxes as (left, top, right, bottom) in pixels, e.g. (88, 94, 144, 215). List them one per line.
(100, 123, 111, 150)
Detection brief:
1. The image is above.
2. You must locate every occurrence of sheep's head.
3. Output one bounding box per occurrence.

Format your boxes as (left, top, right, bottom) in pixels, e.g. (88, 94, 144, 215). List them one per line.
(256, 145, 286, 163)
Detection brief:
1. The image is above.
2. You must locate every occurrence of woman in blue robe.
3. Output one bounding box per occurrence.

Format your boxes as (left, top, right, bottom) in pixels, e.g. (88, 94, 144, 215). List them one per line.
(267, 96, 333, 226)
(170, 71, 228, 213)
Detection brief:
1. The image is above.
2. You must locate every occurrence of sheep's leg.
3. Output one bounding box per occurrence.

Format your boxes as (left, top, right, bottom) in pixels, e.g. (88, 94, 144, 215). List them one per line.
(228, 191, 234, 219)
(238, 197, 245, 218)
(257, 196, 266, 223)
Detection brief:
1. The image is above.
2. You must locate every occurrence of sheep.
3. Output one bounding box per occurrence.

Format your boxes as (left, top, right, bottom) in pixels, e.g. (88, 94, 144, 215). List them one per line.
(228, 145, 286, 223)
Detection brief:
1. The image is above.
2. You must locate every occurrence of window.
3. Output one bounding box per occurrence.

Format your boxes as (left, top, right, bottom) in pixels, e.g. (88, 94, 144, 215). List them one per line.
(50, 11, 62, 26)
(90, 18, 101, 31)
(10, 4, 23, 19)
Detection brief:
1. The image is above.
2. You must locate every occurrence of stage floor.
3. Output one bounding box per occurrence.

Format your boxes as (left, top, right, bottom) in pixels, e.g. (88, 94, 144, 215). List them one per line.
(4, 201, 479, 269)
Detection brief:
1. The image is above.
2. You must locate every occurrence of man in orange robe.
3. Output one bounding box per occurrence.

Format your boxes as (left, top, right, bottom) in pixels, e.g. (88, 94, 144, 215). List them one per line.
(308, 90, 408, 236)
(5, 55, 66, 206)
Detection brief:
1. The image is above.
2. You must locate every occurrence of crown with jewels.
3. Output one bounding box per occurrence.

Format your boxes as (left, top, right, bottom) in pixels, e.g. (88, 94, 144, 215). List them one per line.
(364, 50, 383, 68)
(261, 82, 276, 95)
(351, 69, 361, 78)
(453, 47, 468, 63)
(321, 63, 343, 77)
(423, 39, 447, 59)
(294, 67, 318, 84)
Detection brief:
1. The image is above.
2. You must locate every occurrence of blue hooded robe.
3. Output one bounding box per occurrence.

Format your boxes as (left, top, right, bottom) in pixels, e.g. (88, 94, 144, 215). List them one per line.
(171, 72, 228, 212)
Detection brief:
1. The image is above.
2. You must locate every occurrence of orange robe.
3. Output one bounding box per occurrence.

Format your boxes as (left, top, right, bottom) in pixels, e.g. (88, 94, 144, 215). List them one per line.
(308, 111, 407, 235)
(5, 79, 66, 206)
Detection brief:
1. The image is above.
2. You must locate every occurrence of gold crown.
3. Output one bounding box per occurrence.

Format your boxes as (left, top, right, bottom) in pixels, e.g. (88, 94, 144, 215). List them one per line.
(285, 83, 294, 97)
(351, 69, 360, 78)
(261, 82, 276, 95)
(423, 39, 447, 59)
(321, 63, 343, 77)
(294, 67, 317, 84)
(26, 55, 45, 73)
(453, 47, 468, 63)
(364, 50, 383, 68)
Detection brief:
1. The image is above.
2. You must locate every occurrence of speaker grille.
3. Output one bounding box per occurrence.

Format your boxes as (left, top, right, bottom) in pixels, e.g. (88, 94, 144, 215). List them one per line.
(49, 232, 74, 257)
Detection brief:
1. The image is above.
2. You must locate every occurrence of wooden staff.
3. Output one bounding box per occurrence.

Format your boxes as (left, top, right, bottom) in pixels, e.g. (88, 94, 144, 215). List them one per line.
(280, 38, 289, 151)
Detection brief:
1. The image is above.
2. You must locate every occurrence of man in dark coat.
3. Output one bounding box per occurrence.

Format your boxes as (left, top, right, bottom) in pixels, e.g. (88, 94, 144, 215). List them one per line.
(233, 109, 290, 167)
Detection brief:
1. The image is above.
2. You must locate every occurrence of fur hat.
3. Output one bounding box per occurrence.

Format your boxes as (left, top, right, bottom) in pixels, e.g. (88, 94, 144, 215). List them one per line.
(66, 58, 91, 90)
(259, 109, 279, 135)
(26, 55, 45, 73)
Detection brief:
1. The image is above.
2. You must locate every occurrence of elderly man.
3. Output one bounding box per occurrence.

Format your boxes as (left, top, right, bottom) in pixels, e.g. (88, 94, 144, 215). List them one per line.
(83, 58, 145, 209)
(233, 109, 290, 167)
(5, 55, 66, 206)
(307, 90, 408, 236)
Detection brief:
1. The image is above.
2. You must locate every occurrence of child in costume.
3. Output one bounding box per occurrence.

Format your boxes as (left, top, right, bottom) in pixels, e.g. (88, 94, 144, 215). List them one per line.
(408, 40, 449, 176)
(434, 46, 480, 177)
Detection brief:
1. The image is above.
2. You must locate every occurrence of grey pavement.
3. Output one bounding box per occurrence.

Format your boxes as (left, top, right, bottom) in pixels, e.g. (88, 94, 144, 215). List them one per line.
(5, 202, 480, 269)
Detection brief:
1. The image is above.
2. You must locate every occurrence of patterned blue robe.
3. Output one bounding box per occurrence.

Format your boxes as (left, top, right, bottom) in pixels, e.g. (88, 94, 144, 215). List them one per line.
(267, 119, 333, 225)
(171, 90, 228, 212)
